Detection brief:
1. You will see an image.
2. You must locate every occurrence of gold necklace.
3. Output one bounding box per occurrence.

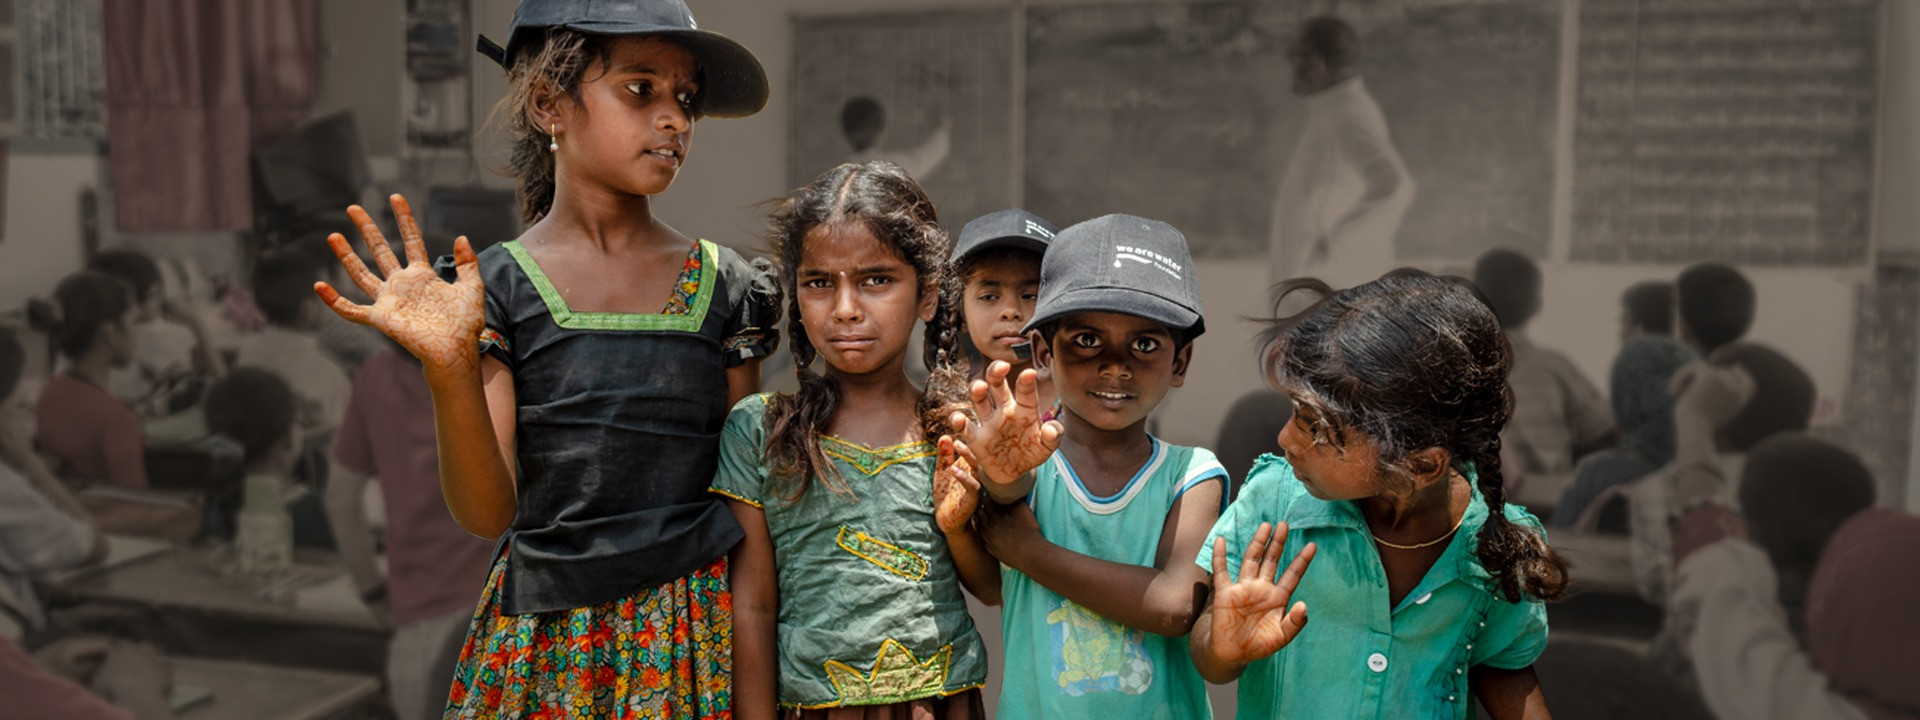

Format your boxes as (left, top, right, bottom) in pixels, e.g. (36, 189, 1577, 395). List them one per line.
(1371, 510, 1467, 550)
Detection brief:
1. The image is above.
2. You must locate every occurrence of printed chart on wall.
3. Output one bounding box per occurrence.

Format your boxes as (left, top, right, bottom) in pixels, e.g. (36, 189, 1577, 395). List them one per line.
(1571, 0, 1881, 265)
(789, 9, 1017, 233)
(1023, 0, 1562, 260)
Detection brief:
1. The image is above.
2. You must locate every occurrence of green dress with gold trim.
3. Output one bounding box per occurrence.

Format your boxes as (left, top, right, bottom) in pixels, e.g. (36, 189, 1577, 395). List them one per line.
(710, 394, 989, 709)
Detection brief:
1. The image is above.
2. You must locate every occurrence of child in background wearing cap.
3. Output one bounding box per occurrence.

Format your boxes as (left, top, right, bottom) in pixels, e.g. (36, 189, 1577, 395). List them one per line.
(711, 162, 993, 718)
(949, 209, 1058, 422)
(1188, 271, 1561, 719)
(941, 215, 1228, 718)
(314, 1, 778, 716)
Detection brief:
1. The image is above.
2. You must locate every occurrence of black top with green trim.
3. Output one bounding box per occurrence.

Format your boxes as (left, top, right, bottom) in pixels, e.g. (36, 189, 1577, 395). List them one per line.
(475, 238, 779, 614)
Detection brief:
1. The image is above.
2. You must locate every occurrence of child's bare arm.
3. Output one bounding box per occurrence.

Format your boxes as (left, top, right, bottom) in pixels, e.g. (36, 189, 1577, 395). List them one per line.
(724, 499, 780, 720)
(316, 195, 518, 538)
(1471, 665, 1552, 720)
(948, 361, 1061, 503)
(726, 360, 762, 408)
(936, 437, 1001, 605)
(982, 479, 1223, 637)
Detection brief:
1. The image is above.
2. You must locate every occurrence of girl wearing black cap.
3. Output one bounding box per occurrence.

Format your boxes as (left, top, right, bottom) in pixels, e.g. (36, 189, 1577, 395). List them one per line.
(314, 1, 775, 716)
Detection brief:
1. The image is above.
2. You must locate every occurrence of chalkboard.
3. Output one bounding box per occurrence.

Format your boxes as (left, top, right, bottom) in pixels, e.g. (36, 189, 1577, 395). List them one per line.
(1571, 0, 1880, 265)
(1023, 0, 1561, 260)
(789, 9, 1017, 232)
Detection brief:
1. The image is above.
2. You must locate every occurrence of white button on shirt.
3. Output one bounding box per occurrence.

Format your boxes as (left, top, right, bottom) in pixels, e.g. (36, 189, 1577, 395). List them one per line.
(1367, 653, 1388, 673)
(1415, 592, 1433, 604)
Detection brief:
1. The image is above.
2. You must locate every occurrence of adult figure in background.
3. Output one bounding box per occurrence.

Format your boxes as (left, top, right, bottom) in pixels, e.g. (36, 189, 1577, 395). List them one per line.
(1268, 15, 1415, 290)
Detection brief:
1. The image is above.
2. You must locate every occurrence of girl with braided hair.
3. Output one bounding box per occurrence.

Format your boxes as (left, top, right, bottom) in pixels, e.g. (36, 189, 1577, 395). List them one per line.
(710, 161, 994, 718)
(1187, 268, 1566, 719)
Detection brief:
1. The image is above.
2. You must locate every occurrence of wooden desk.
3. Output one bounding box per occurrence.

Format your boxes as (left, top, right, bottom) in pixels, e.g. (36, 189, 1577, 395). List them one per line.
(174, 657, 379, 720)
(50, 546, 390, 674)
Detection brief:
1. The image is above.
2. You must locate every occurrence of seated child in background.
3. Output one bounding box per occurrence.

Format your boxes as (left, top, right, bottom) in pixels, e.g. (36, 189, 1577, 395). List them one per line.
(951, 214, 1227, 719)
(86, 249, 225, 418)
(233, 250, 350, 438)
(1618, 280, 1674, 344)
(1628, 341, 1816, 606)
(0, 327, 107, 641)
(1674, 262, 1755, 358)
(1667, 433, 1916, 720)
(1472, 248, 1616, 513)
(950, 209, 1057, 418)
(1552, 335, 1694, 530)
(203, 368, 334, 549)
(29, 271, 148, 490)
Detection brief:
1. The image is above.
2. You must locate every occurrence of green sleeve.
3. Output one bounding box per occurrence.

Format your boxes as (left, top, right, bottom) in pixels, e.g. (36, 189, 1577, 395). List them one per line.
(710, 394, 773, 507)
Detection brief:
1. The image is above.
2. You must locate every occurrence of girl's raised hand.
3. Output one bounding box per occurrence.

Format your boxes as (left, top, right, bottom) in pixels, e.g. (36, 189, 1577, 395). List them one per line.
(947, 360, 1062, 503)
(314, 194, 484, 376)
(933, 435, 982, 536)
(1206, 522, 1316, 665)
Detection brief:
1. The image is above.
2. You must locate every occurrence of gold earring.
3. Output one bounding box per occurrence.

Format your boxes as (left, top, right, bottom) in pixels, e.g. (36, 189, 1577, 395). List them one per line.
(549, 124, 559, 152)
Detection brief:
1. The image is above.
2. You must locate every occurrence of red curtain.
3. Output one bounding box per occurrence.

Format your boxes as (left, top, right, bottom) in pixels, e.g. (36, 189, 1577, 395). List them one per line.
(102, 0, 317, 232)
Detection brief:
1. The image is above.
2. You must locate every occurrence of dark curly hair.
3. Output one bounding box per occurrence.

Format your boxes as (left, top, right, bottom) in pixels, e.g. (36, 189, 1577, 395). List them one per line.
(1260, 268, 1569, 602)
(762, 161, 966, 499)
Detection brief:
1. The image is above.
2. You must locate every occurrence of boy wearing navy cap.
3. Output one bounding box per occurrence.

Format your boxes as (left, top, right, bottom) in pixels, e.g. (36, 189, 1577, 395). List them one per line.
(945, 214, 1227, 719)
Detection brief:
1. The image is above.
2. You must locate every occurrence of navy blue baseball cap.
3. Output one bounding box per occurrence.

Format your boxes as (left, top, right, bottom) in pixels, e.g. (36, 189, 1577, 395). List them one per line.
(1027, 214, 1205, 339)
(953, 209, 1057, 265)
(477, 0, 769, 118)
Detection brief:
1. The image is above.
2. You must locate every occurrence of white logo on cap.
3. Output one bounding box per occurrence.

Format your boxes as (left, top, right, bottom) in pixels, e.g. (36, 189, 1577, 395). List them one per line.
(1025, 220, 1055, 239)
(1114, 245, 1183, 280)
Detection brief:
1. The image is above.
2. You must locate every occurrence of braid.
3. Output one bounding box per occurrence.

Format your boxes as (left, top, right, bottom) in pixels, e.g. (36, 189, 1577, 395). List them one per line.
(1465, 427, 1570, 603)
(765, 287, 845, 500)
(919, 272, 971, 442)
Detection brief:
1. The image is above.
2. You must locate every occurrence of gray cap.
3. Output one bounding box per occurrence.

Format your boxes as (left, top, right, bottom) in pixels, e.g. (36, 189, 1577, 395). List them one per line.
(953, 209, 1057, 265)
(1026, 214, 1205, 338)
(476, 0, 769, 118)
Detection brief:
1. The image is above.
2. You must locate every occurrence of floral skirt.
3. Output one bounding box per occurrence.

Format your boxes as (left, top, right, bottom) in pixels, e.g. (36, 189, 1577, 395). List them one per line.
(445, 552, 733, 719)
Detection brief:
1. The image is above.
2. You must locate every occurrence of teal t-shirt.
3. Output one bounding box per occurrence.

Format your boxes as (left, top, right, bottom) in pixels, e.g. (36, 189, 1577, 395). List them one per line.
(999, 437, 1228, 720)
(710, 394, 988, 709)
(1195, 455, 1549, 720)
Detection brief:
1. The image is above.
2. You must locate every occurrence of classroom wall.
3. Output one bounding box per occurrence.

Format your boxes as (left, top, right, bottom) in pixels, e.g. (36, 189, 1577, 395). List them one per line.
(618, 0, 1914, 453)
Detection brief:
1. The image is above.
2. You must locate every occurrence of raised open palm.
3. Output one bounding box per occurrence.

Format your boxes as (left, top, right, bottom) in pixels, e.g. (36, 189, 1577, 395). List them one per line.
(946, 361, 1062, 503)
(933, 435, 982, 535)
(1207, 522, 1317, 664)
(313, 194, 483, 375)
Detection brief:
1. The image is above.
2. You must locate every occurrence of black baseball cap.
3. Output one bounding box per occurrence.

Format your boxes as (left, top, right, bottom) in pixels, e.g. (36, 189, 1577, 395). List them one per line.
(952, 209, 1057, 265)
(477, 0, 769, 118)
(1027, 214, 1206, 339)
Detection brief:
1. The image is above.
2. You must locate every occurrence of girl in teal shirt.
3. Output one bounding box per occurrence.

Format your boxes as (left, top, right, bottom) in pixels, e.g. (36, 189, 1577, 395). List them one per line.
(1189, 270, 1567, 719)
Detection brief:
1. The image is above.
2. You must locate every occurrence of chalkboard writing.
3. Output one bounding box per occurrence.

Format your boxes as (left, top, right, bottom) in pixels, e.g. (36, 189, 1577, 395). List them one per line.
(1023, 0, 1561, 261)
(790, 10, 1017, 233)
(1571, 0, 1880, 265)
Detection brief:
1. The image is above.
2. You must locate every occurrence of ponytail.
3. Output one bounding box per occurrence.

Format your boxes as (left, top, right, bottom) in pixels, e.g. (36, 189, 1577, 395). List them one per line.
(919, 270, 971, 442)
